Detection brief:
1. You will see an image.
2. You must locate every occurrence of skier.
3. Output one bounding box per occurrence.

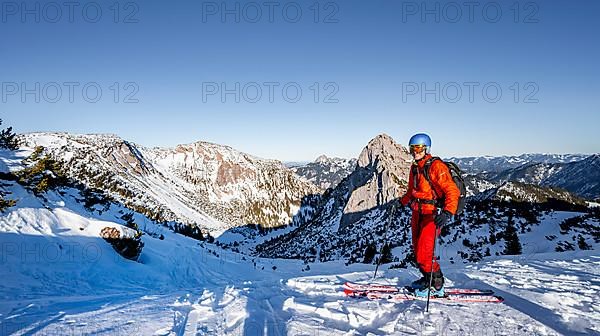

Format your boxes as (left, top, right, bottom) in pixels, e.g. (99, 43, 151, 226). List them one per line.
(400, 133, 460, 297)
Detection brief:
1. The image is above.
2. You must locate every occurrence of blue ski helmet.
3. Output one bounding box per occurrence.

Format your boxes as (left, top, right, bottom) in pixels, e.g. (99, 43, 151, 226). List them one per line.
(408, 133, 431, 150)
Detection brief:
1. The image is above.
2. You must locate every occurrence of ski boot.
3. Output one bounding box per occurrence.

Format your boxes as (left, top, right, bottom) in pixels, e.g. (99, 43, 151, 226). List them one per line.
(410, 271, 429, 290)
(413, 271, 445, 297)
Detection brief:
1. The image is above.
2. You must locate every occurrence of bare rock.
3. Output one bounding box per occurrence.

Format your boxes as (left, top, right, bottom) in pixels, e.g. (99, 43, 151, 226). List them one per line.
(341, 134, 412, 228)
(100, 226, 121, 239)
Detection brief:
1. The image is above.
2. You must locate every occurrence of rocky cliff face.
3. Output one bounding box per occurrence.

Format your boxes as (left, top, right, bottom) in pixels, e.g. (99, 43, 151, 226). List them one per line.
(341, 134, 412, 229)
(19, 133, 320, 234)
(256, 134, 414, 261)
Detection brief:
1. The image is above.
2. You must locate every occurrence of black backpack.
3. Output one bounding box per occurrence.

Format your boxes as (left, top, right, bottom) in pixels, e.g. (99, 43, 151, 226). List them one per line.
(421, 157, 467, 215)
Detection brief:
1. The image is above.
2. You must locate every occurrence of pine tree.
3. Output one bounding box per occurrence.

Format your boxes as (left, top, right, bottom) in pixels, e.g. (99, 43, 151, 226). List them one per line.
(121, 212, 143, 238)
(484, 247, 491, 257)
(503, 215, 522, 255)
(363, 243, 376, 264)
(16, 148, 69, 195)
(577, 235, 591, 250)
(0, 119, 19, 150)
(379, 243, 393, 264)
(0, 172, 17, 212)
(0, 187, 16, 212)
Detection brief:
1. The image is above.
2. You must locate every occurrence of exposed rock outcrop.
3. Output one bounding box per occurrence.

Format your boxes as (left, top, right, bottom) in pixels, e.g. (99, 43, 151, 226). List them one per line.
(341, 134, 412, 229)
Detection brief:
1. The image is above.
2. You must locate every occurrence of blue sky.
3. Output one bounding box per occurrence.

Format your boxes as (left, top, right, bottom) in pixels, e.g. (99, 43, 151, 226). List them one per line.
(1, 0, 599, 161)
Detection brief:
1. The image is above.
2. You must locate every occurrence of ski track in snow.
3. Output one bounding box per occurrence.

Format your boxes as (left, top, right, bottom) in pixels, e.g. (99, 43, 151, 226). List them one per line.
(2, 250, 599, 335)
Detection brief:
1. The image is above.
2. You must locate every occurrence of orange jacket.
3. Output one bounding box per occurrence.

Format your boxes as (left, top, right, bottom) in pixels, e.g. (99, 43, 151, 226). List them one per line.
(400, 154, 460, 215)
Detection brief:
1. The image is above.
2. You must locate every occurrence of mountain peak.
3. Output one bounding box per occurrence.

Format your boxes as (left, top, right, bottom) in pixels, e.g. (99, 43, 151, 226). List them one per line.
(315, 155, 329, 163)
(358, 134, 410, 169)
(366, 133, 395, 147)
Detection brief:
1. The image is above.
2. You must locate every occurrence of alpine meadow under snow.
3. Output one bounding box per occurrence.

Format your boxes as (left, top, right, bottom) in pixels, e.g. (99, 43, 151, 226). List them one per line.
(1, 132, 599, 335)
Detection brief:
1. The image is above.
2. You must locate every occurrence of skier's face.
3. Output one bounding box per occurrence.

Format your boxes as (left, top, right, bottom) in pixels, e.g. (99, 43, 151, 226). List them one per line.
(413, 151, 426, 160)
(410, 145, 427, 161)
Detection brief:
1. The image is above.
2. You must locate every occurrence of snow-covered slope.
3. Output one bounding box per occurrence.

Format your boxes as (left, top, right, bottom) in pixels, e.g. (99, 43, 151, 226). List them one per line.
(475, 181, 587, 205)
(1, 188, 598, 335)
(464, 174, 499, 196)
(3, 197, 599, 336)
(18, 133, 320, 235)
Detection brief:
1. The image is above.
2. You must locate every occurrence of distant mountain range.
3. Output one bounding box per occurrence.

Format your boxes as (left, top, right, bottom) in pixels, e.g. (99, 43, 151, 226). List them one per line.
(10, 132, 600, 240)
(447, 154, 591, 174)
(290, 152, 599, 201)
(288, 155, 357, 190)
(451, 154, 600, 201)
(18, 133, 319, 234)
(479, 155, 600, 200)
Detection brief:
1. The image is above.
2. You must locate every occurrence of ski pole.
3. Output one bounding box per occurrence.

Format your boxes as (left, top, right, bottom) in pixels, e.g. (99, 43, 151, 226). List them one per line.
(373, 203, 396, 280)
(425, 222, 440, 312)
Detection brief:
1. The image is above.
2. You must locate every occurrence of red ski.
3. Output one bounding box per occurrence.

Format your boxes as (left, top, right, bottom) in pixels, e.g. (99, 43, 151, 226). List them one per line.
(343, 281, 495, 296)
(344, 288, 504, 303)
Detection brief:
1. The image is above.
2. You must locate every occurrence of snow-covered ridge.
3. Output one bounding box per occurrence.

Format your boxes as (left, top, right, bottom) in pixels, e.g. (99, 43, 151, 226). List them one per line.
(447, 153, 592, 174)
(480, 155, 600, 200)
(448, 153, 600, 200)
(475, 181, 586, 205)
(18, 132, 320, 234)
(290, 154, 358, 190)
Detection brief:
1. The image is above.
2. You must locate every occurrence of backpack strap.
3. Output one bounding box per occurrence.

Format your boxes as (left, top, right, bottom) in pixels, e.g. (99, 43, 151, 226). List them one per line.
(411, 164, 419, 191)
(423, 156, 441, 200)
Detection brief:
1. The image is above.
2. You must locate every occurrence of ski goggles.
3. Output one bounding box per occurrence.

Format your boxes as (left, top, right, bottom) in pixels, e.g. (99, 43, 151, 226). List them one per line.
(409, 144, 427, 154)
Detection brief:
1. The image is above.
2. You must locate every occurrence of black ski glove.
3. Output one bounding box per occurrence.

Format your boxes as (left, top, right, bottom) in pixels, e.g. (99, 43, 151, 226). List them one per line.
(434, 210, 453, 228)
